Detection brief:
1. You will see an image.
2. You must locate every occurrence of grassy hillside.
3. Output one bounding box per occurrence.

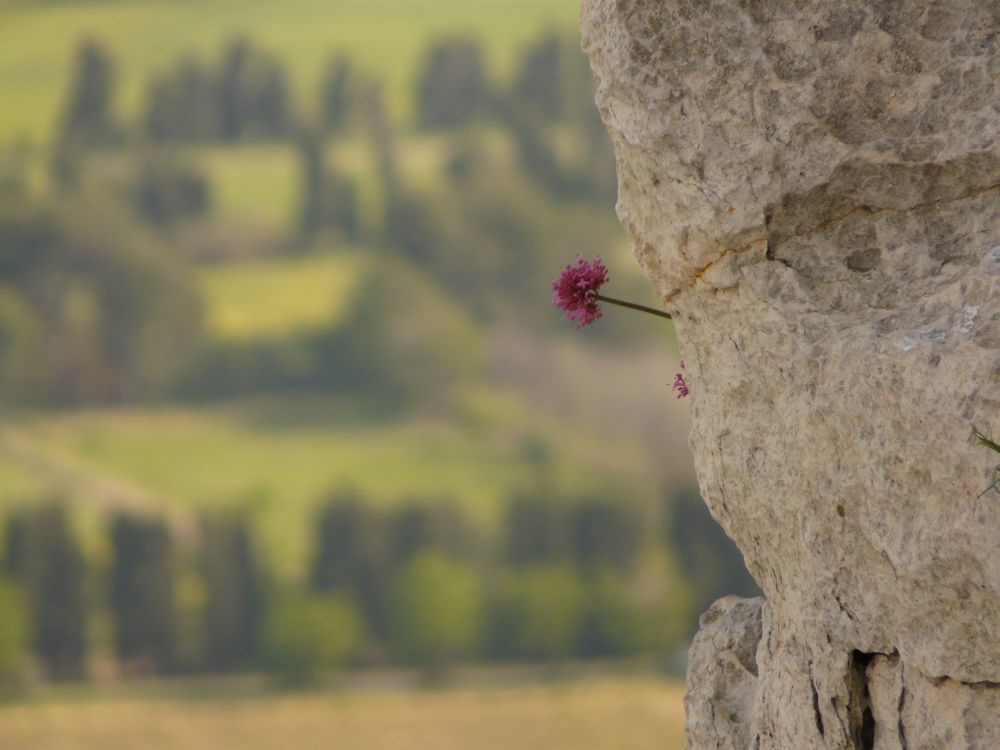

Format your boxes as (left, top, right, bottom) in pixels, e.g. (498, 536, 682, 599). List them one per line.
(0, 0, 582, 142)
(0, 385, 662, 574)
(0, 675, 686, 750)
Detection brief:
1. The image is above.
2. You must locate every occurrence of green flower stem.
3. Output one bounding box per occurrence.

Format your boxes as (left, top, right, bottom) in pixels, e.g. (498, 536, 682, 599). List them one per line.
(595, 294, 673, 320)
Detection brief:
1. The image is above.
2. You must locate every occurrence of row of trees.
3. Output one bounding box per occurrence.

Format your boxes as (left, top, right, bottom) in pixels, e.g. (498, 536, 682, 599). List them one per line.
(56, 30, 615, 227)
(0, 488, 756, 686)
(61, 32, 600, 144)
(0, 507, 263, 682)
(60, 29, 616, 206)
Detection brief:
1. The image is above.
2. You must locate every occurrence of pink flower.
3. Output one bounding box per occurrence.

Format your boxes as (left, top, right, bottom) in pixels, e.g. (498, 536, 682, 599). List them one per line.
(672, 372, 689, 399)
(551, 257, 609, 328)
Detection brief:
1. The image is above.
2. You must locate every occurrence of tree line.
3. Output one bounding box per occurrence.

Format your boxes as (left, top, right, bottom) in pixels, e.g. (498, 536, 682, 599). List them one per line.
(0, 486, 756, 687)
(56, 31, 614, 207)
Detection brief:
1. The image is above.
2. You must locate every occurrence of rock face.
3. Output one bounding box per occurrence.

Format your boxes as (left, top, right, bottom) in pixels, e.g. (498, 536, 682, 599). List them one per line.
(685, 597, 765, 750)
(580, 1, 1000, 748)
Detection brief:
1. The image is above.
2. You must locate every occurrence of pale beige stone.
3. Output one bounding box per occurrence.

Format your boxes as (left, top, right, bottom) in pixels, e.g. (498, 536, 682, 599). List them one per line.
(581, 1, 1000, 747)
(684, 597, 764, 750)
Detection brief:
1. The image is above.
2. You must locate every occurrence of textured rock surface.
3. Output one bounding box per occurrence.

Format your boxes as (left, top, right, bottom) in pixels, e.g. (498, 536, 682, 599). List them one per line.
(581, 1, 1000, 748)
(685, 597, 765, 750)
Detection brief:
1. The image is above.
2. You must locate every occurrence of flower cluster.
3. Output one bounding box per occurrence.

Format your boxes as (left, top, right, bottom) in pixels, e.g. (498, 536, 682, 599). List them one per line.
(551, 257, 609, 328)
(673, 360, 689, 399)
(551, 256, 688, 398)
(672, 373, 689, 399)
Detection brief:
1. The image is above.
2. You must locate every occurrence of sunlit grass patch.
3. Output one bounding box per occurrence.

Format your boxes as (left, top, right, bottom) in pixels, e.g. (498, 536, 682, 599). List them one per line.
(192, 143, 299, 231)
(197, 250, 367, 341)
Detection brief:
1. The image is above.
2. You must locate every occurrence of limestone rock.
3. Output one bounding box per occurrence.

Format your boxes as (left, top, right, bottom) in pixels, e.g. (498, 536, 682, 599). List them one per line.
(684, 596, 765, 750)
(580, 1, 1000, 747)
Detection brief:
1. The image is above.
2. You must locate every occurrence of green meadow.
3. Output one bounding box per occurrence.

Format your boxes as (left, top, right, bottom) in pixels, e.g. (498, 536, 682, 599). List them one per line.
(0, 382, 666, 574)
(197, 251, 367, 340)
(192, 143, 301, 232)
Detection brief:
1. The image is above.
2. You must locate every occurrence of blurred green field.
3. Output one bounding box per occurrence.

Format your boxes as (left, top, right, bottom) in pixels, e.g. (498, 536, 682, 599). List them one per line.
(0, 222, 671, 577)
(0, 4, 710, 738)
(189, 130, 468, 233)
(0, 384, 658, 574)
(0, 675, 686, 750)
(193, 144, 301, 232)
(197, 251, 367, 340)
(0, 0, 581, 143)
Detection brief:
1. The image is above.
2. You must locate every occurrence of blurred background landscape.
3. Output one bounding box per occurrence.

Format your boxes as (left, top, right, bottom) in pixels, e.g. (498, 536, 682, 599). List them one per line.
(0, 1, 758, 748)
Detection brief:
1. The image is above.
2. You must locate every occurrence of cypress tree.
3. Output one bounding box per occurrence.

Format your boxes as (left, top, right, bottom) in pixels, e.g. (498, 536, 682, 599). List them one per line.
(1, 514, 28, 580)
(391, 500, 476, 567)
(109, 514, 178, 674)
(296, 129, 324, 242)
(568, 498, 643, 575)
(321, 55, 353, 133)
(416, 38, 490, 128)
(23, 506, 88, 681)
(503, 492, 570, 566)
(310, 492, 391, 639)
(201, 514, 265, 671)
(217, 37, 291, 141)
(59, 38, 117, 146)
(511, 32, 564, 122)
